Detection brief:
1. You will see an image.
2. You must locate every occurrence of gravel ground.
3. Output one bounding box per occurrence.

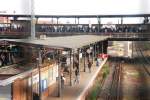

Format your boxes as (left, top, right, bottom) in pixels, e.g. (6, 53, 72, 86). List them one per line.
(122, 63, 150, 100)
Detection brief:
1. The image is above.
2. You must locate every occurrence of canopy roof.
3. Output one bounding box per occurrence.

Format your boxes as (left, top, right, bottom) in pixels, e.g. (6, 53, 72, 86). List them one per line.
(3, 35, 109, 49)
(0, 35, 108, 86)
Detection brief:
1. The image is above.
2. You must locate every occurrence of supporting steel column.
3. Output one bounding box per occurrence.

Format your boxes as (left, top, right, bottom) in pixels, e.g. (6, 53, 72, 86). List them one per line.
(73, 49, 75, 70)
(97, 42, 100, 55)
(6, 17, 9, 32)
(75, 17, 77, 24)
(75, 17, 77, 32)
(102, 42, 103, 54)
(103, 40, 108, 54)
(83, 48, 86, 72)
(77, 48, 80, 73)
(97, 43, 99, 55)
(91, 44, 94, 62)
(121, 17, 123, 25)
(31, 0, 36, 39)
(69, 49, 72, 86)
(77, 18, 79, 25)
(93, 44, 95, 58)
(132, 41, 133, 58)
(57, 18, 59, 32)
(11, 83, 13, 100)
(77, 18, 79, 32)
(35, 18, 38, 37)
(52, 17, 54, 32)
(38, 49, 42, 100)
(97, 17, 101, 33)
(57, 50, 61, 97)
(94, 43, 97, 58)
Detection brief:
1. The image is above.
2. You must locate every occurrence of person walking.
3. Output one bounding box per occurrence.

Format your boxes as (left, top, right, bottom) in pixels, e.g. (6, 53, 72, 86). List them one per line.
(74, 68, 79, 84)
(88, 60, 92, 73)
(61, 72, 65, 89)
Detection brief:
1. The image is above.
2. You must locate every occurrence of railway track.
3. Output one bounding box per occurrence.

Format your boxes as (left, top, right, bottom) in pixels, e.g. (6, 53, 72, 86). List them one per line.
(106, 58, 122, 100)
(130, 42, 150, 100)
(97, 57, 122, 100)
(134, 42, 150, 76)
(97, 41, 150, 100)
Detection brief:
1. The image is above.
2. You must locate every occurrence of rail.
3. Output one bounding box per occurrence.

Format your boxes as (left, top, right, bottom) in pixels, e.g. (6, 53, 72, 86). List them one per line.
(110, 33, 150, 38)
(106, 58, 122, 100)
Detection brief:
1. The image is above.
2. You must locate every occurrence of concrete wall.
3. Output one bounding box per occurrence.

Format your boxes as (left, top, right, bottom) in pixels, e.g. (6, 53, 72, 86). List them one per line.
(0, 84, 11, 100)
(11, 63, 58, 100)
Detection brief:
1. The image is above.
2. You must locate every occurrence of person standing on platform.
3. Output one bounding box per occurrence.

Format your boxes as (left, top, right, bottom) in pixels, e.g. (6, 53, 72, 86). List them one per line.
(96, 57, 101, 67)
(96, 58, 99, 67)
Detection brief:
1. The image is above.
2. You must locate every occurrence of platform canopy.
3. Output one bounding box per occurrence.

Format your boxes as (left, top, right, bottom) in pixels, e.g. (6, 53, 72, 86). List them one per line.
(3, 35, 109, 49)
(0, 35, 108, 86)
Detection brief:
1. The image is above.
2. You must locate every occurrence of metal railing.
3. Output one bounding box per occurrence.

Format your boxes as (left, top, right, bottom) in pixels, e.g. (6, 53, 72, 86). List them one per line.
(110, 33, 150, 39)
(0, 31, 150, 39)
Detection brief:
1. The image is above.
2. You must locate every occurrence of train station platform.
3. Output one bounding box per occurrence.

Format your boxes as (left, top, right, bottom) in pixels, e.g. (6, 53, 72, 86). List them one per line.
(46, 58, 107, 100)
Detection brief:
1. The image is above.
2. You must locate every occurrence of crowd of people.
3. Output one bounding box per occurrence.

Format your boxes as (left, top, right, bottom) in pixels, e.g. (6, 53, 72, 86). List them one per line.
(0, 24, 148, 34)
(37, 24, 147, 33)
(59, 48, 96, 87)
(0, 24, 26, 33)
(0, 46, 21, 67)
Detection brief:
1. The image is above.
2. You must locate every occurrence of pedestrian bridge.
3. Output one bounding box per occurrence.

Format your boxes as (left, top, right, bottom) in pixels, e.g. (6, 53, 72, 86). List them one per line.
(0, 14, 150, 40)
(37, 32, 150, 41)
(108, 33, 150, 41)
(0, 32, 150, 41)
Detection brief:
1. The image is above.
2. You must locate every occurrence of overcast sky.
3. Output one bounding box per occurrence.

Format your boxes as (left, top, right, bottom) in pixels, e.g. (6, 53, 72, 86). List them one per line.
(0, 0, 150, 15)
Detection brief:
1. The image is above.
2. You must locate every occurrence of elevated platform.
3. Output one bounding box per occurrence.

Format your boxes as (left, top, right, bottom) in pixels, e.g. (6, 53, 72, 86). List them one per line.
(46, 58, 107, 100)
